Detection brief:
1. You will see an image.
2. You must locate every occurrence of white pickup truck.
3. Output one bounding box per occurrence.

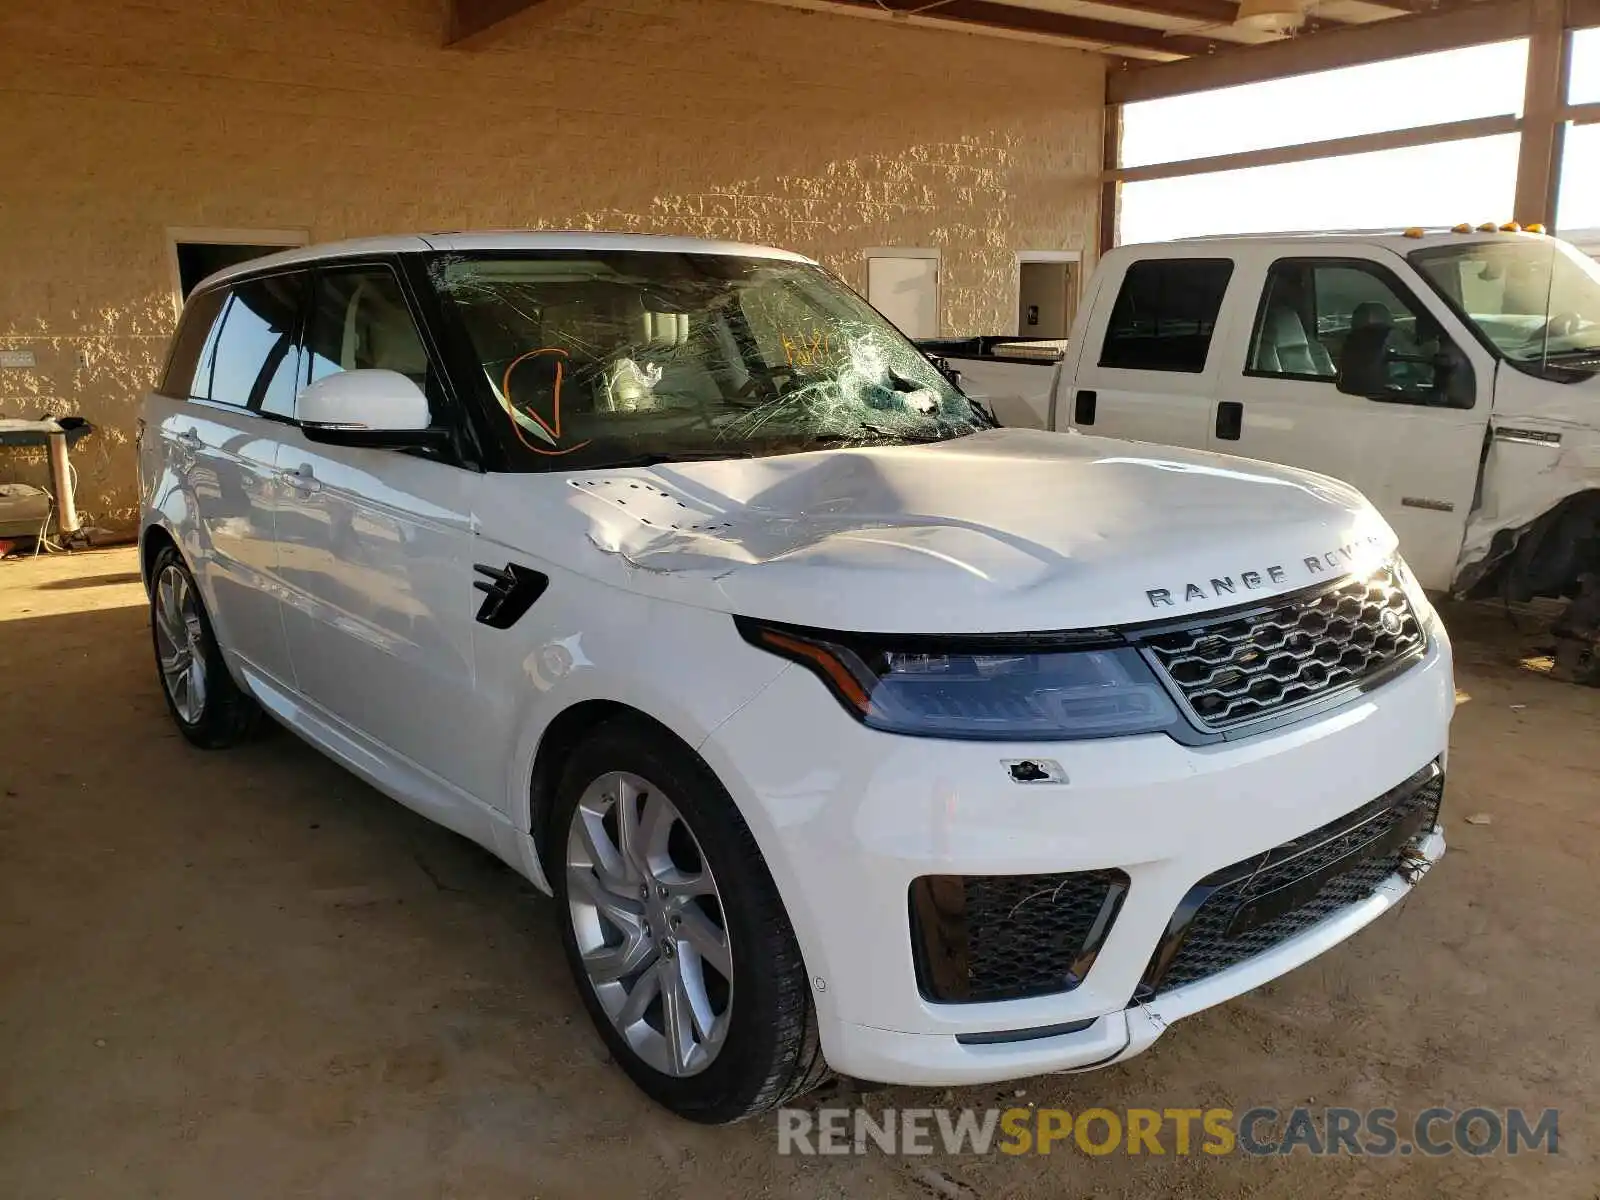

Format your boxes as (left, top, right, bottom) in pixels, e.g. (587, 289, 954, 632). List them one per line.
(935, 229, 1600, 681)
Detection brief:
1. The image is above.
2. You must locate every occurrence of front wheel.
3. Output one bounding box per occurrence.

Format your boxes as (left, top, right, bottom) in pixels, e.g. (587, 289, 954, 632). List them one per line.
(550, 718, 829, 1123)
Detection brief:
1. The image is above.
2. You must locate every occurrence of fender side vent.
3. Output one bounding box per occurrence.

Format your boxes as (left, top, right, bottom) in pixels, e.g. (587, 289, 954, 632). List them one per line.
(473, 562, 549, 630)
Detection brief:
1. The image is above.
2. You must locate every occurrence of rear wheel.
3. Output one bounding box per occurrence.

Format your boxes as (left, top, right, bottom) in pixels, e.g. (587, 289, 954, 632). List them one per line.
(550, 718, 830, 1122)
(149, 546, 263, 748)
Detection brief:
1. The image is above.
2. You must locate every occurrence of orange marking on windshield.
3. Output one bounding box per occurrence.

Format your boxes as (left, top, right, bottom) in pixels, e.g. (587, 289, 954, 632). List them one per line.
(781, 328, 833, 367)
(501, 347, 592, 457)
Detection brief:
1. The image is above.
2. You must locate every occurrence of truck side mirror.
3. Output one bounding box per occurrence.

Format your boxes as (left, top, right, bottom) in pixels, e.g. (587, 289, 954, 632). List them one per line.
(925, 353, 961, 389)
(1335, 325, 1393, 398)
(1336, 327, 1474, 409)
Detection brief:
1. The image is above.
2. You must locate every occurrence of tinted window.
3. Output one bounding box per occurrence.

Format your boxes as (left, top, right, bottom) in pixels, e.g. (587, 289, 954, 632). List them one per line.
(1098, 259, 1233, 373)
(305, 266, 431, 391)
(158, 288, 227, 400)
(206, 275, 304, 410)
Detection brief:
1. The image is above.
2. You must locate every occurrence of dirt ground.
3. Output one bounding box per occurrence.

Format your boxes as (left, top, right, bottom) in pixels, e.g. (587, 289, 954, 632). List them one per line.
(1, 546, 1597, 1200)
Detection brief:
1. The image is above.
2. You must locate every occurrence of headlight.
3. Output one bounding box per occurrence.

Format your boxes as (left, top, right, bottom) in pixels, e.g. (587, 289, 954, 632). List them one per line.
(736, 619, 1180, 740)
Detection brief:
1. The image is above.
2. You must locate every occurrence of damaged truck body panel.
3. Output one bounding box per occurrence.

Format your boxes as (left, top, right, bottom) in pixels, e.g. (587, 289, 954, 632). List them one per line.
(942, 229, 1600, 680)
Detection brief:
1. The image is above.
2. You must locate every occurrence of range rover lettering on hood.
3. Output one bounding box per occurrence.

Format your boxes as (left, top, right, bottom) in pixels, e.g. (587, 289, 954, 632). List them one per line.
(1145, 535, 1387, 609)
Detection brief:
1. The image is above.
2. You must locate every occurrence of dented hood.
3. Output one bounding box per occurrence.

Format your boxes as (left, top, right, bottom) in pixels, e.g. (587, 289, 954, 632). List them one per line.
(486, 428, 1398, 633)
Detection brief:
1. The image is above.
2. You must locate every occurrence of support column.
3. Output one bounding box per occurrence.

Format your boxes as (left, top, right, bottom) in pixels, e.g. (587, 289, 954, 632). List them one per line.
(1099, 101, 1122, 256)
(1513, 0, 1571, 227)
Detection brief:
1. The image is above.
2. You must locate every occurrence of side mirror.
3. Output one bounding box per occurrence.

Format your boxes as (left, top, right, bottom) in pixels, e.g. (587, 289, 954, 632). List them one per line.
(1336, 326, 1473, 408)
(1335, 325, 1395, 398)
(294, 369, 449, 449)
(925, 353, 962, 390)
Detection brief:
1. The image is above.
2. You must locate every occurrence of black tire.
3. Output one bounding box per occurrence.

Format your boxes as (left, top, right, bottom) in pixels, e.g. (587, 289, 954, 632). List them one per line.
(148, 545, 264, 749)
(548, 716, 831, 1123)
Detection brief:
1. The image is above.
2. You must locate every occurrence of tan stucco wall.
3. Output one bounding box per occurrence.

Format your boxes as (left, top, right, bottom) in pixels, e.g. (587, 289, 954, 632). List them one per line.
(0, 0, 1103, 530)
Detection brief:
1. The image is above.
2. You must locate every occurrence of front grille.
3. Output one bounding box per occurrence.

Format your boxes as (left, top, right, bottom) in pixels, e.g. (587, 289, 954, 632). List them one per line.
(1140, 762, 1443, 996)
(910, 870, 1128, 1003)
(1142, 563, 1425, 731)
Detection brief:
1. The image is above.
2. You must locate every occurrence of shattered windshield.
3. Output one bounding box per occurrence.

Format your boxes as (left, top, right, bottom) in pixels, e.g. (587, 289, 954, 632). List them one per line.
(427, 251, 990, 468)
(1410, 238, 1600, 381)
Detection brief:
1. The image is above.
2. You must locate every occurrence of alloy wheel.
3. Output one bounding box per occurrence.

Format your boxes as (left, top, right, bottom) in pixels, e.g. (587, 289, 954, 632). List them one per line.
(153, 564, 207, 724)
(565, 771, 734, 1077)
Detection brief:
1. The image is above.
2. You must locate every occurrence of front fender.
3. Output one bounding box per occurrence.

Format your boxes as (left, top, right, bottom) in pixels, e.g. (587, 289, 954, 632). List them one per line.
(472, 562, 791, 885)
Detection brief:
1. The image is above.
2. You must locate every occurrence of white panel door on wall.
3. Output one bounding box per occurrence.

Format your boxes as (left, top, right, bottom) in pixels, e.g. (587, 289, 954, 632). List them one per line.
(867, 253, 939, 338)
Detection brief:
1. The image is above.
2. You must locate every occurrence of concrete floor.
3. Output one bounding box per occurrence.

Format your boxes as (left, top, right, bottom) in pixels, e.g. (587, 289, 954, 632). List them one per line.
(2, 546, 1597, 1199)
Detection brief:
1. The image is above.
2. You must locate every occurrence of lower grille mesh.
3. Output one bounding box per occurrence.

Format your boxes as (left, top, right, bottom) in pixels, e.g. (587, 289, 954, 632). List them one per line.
(910, 870, 1127, 1004)
(1143, 763, 1443, 995)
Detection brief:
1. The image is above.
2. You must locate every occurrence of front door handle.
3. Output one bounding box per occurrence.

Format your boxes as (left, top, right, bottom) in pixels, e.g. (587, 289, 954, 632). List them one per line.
(278, 463, 320, 493)
(1073, 390, 1097, 426)
(1215, 401, 1243, 441)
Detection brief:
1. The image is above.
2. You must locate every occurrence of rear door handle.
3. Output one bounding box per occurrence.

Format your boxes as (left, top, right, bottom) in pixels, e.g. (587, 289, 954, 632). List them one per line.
(1215, 401, 1243, 441)
(278, 463, 320, 493)
(1073, 390, 1097, 426)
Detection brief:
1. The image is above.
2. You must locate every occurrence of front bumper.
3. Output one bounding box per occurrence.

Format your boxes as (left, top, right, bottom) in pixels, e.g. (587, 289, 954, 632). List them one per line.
(698, 629, 1454, 1087)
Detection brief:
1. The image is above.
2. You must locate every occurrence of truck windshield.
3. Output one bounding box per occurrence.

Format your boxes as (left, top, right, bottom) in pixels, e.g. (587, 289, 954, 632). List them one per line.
(1410, 239, 1600, 382)
(427, 251, 989, 468)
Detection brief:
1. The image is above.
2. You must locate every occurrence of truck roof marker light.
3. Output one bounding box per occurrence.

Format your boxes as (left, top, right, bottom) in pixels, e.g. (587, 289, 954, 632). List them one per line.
(1403, 228, 1425, 239)
(1526, 222, 1547, 234)
(1452, 223, 1473, 234)
(1477, 222, 1499, 232)
(1500, 221, 1522, 232)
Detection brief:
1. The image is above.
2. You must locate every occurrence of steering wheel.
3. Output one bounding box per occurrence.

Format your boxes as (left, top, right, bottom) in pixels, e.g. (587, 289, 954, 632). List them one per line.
(731, 362, 799, 405)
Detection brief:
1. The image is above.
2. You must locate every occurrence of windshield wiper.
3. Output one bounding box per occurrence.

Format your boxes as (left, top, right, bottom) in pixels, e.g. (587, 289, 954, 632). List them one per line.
(1537, 346, 1600, 361)
(581, 450, 760, 469)
(803, 426, 975, 449)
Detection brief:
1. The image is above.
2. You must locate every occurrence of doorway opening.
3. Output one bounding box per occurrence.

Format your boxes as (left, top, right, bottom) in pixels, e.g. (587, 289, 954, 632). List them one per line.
(165, 227, 310, 308)
(1015, 253, 1081, 339)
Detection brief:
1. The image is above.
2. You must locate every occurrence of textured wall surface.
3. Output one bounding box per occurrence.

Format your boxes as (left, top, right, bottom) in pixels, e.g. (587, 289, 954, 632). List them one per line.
(0, 0, 1103, 529)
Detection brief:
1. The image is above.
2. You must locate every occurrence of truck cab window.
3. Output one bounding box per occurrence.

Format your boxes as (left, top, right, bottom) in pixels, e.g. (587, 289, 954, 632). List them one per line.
(1249, 259, 1455, 403)
(1097, 259, 1233, 373)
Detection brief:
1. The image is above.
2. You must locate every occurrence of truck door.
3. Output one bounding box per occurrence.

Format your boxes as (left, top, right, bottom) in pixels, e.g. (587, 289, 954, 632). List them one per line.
(1213, 253, 1493, 591)
(1063, 255, 1236, 449)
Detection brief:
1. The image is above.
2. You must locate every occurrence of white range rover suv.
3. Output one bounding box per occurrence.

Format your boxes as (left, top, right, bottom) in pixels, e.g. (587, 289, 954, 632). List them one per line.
(139, 232, 1453, 1123)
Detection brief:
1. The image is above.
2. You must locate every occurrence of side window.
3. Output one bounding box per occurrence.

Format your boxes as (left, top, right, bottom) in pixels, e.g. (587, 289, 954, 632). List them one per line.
(158, 288, 227, 401)
(1249, 259, 1463, 404)
(305, 266, 431, 393)
(206, 275, 305, 410)
(1097, 259, 1233, 373)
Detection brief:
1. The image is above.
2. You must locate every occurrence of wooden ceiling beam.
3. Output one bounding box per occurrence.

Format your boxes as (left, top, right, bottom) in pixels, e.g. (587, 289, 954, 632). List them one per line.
(1108, 0, 1531, 102)
(1083, 0, 1244, 24)
(445, 0, 560, 47)
(815, 0, 1225, 54)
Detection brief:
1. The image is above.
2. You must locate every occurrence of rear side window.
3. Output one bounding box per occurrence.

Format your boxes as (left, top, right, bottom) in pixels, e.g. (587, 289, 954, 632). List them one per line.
(1098, 259, 1234, 373)
(207, 275, 305, 411)
(158, 289, 227, 400)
